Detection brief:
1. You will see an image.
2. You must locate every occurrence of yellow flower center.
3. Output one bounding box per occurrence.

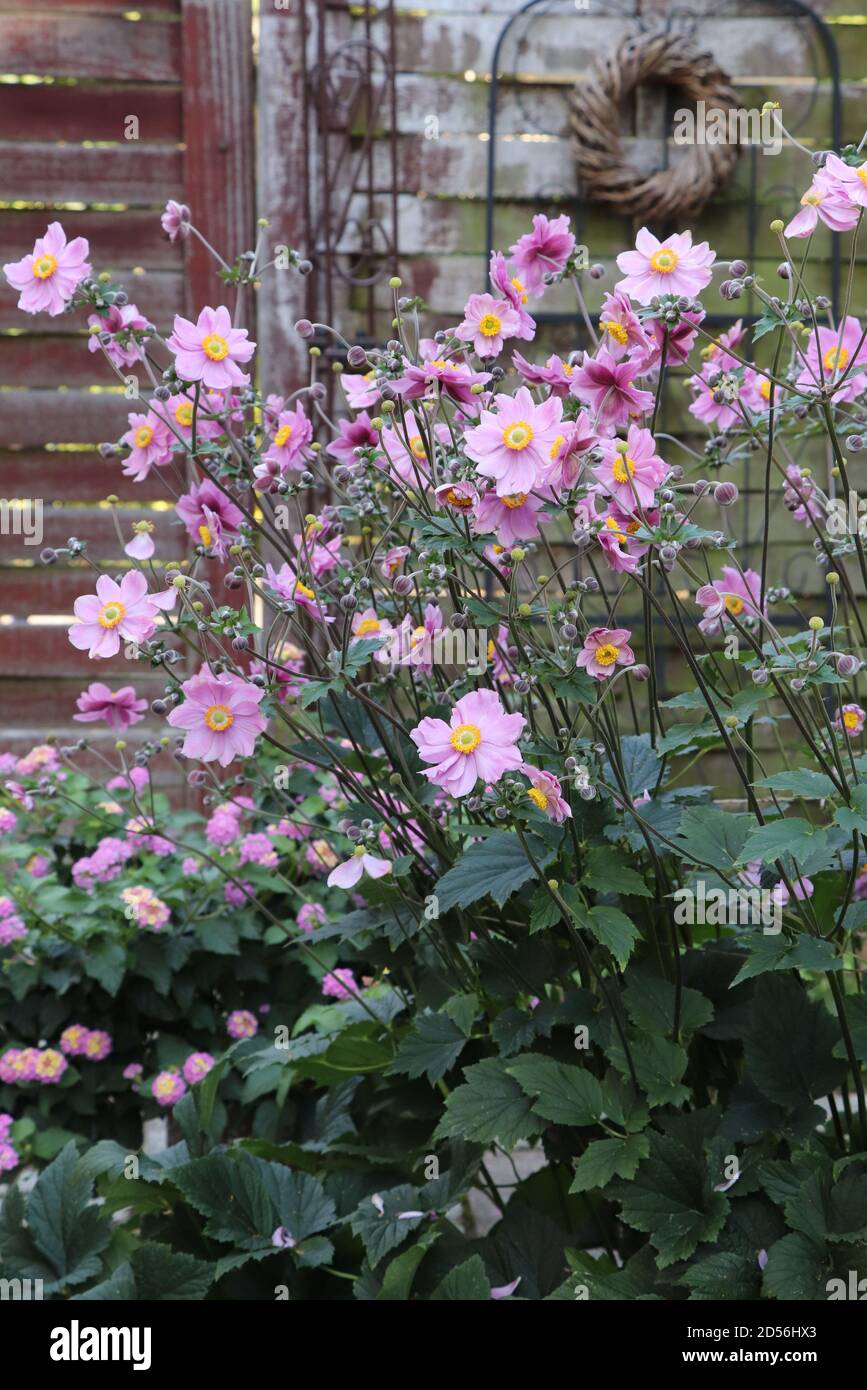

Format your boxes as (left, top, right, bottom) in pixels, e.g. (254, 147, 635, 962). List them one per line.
(204, 703, 234, 732)
(202, 333, 230, 361)
(295, 581, 316, 601)
(857, 167, 867, 186)
(724, 595, 744, 616)
(450, 722, 482, 754)
(510, 276, 528, 304)
(98, 601, 126, 630)
(844, 710, 861, 730)
(478, 312, 502, 338)
(274, 424, 293, 447)
(355, 617, 381, 636)
(601, 319, 629, 345)
(760, 379, 772, 401)
(198, 524, 212, 546)
(612, 455, 637, 484)
(594, 643, 620, 666)
(134, 425, 154, 449)
(802, 190, 823, 207)
(33, 253, 58, 280)
(550, 434, 565, 461)
(408, 434, 428, 460)
(445, 487, 474, 509)
(175, 401, 194, 426)
(502, 492, 528, 509)
(823, 346, 849, 373)
(650, 248, 679, 274)
(503, 421, 533, 451)
(527, 787, 548, 810)
(605, 516, 628, 544)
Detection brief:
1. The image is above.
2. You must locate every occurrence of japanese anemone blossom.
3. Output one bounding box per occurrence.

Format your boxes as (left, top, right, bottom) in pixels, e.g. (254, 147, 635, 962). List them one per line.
(88, 302, 149, 369)
(796, 315, 867, 403)
(327, 848, 392, 889)
(593, 426, 669, 511)
(463, 386, 563, 497)
(380, 414, 449, 488)
(456, 293, 522, 359)
(509, 213, 575, 296)
(836, 703, 866, 739)
(3, 221, 91, 316)
(521, 764, 572, 823)
(410, 688, 526, 798)
(695, 565, 763, 635)
(326, 410, 379, 463)
(597, 290, 652, 362)
(782, 464, 824, 525)
(68, 571, 175, 660)
(472, 487, 549, 548)
(175, 478, 244, 555)
(166, 664, 267, 766)
(822, 152, 867, 212)
(488, 251, 536, 339)
(161, 199, 191, 241)
(784, 167, 861, 238)
(167, 304, 255, 389)
(687, 365, 742, 431)
(261, 403, 313, 473)
(512, 351, 575, 398)
(615, 227, 715, 305)
(74, 683, 148, 730)
(264, 561, 333, 623)
(576, 627, 635, 680)
(546, 414, 597, 490)
(392, 355, 492, 407)
(342, 371, 380, 409)
(569, 349, 655, 431)
(121, 409, 173, 481)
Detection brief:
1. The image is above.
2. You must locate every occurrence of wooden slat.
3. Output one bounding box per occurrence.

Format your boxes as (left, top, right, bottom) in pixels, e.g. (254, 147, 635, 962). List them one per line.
(180, 0, 255, 312)
(0, 142, 183, 204)
(0, 13, 181, 82)
(0, 505, 185, 561)
(0, 552, 187, 617)
(0, 622, 176, 676)
(0, 677, 168, 734)
(0, 211, 183, 269)
(0, 83, 182, 143)
(0, 270, 184, 332)
(0, 336, 172, 388)
(3, 390, 147, 446)
(0, 451, 161, 501)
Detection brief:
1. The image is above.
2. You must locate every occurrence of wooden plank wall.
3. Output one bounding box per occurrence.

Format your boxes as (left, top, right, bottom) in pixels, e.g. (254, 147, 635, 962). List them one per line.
(0, 0, 254, 757)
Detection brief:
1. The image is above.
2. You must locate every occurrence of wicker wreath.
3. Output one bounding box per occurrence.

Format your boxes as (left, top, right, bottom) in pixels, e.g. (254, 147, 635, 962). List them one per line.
(570, 26, 739, 223)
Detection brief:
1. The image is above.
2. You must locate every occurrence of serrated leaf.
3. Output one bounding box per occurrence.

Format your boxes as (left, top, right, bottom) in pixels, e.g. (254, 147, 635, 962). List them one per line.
(433, 1057, 538, 1147)
(744, 975, 845, 1109)
(434, 831, 554, 912)
(569, 1134, 649, 1192)
(431, 1254, 491, 1300)
(756, 770, 837, 799)
(674, 806, 756, 872)
(730, 933, 844, 987)
(507, 1054, 604, 1126)
(575, 904, 639, 969)
(610, 1126, 729, 1269)
(131, 1243, 214, 1300)
(679, 1251, 760, 1300)
(582, 846, 652, 899)
(623, 966, 714, 1037)
(388, 1012, 468, 1084)
(741, 818, 825, 867)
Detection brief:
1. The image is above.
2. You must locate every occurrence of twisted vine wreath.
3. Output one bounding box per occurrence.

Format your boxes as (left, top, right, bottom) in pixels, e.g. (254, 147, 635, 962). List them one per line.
(570, 26, 740, 223)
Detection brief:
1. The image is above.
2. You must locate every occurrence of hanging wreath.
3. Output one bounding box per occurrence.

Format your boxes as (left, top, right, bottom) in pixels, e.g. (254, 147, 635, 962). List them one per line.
(569, 26, 739, 223)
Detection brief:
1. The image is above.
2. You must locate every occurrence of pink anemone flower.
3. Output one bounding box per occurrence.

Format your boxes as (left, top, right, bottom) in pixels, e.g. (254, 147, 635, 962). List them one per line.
(74, 683, 148, 730)
(166, 664, 268, 766)
(614, 227, 715, 305)
(796, 316, 867, 403)
(472, 488, 549, 547)
(463, 386, 563, 497)
(509, 213, 575, 296)
(68, 571, 174, 660)
(167, 304, 255, 389)
(836, 703, 866, 739)
(569, 349, 655, 430)
(327, 849, 392, 889)
(521, 764, 572, 823)
(455, 293, 522, 359)
(410, 688, 525, 798)
(593, 426, 669, 511)
(121, 409, 174, 482)
(3, 221, 91, 316)
(175, 479, 244, 555)
(488, 251, 537, 339)
(695, 565, 763, 635)
(576, 627, 635, 680)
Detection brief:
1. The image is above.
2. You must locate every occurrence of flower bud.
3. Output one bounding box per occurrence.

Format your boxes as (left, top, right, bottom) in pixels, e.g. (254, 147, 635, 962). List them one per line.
(714, 481, 739, 506)
(294, 318, 314, 338)
(837, 653, 861, 677)
(393, 574, 414, 596)
(808, 616, 824, 631)
(629, 664, 650, 682)
(589, 263, 605, 279)
(347, 344, 368, 368)
(729, 259, 747, 277)
(769, 218, 785, 233)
